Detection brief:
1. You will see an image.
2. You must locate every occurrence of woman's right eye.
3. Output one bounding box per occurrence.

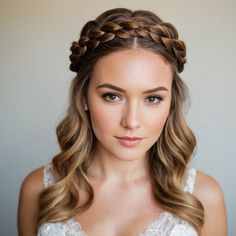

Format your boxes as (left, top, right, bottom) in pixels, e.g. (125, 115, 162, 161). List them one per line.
(102, 93, 121, 102)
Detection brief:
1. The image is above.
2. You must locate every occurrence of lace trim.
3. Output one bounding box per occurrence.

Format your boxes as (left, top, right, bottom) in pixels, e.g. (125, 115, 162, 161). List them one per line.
(38, 213, 197, 236)
(184, 168, 197, 194)
(43, 163, 55, 188)
(37, 218, 87, 236)
(170, 220, 198, 236)
(139, 211, 198, 236)
(139, 212, 174, 235)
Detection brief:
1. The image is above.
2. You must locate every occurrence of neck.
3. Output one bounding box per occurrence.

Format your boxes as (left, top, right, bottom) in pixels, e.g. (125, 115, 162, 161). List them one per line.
(87, 146, 150, 183)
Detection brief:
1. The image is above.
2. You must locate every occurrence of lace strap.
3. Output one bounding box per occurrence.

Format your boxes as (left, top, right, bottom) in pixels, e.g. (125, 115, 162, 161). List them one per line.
(184, 168, 197, 194)
(43, 163, 55, 188)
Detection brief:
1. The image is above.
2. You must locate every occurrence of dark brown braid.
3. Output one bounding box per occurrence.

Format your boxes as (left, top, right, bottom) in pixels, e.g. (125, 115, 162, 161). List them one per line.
(69, 18, 186, 73)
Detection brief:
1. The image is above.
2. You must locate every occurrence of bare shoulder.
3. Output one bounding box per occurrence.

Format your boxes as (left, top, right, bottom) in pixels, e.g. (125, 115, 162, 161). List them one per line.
(193, 170, 224, 203)
(19, 166, 45, 201)
(18, 165, 45, 236)
(193, 170, 227, 236)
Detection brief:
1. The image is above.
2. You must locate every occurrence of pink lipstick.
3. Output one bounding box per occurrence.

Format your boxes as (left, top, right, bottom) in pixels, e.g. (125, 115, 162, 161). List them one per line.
(115, 136, 143, 147)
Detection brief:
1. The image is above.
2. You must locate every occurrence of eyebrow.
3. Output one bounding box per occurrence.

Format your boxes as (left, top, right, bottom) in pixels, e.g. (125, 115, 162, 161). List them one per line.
(96, 83, 169, 94)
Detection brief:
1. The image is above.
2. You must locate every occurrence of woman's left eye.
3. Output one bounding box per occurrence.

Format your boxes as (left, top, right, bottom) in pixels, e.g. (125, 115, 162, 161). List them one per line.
(145, 96, 163, 104)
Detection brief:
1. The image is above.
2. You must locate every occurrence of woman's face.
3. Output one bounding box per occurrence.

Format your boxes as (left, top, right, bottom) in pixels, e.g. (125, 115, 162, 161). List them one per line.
(86, 48, 172, 162)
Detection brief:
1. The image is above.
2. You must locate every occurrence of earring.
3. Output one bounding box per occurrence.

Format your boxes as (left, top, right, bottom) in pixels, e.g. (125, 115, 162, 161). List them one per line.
(84, 104, 88, 111)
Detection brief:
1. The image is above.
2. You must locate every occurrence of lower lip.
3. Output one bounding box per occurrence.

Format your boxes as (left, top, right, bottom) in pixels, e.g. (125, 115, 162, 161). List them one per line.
(116, 138, 142, 147)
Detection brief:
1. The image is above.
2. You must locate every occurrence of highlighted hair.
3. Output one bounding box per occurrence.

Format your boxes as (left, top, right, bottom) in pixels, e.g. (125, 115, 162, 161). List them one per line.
(38, 8, 204, 233)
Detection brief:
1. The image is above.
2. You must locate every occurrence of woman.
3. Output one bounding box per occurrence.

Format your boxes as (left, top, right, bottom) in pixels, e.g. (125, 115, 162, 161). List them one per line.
(18, 8, 227, 236)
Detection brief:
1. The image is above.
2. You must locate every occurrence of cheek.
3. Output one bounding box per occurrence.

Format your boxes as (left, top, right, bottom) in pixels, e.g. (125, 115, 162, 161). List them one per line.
(145, 106, 170, 135)
(89, 103, 120, 133)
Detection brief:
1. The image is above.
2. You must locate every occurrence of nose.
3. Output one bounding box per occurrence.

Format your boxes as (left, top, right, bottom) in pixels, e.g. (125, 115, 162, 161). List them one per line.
(120, 101, 141, 129)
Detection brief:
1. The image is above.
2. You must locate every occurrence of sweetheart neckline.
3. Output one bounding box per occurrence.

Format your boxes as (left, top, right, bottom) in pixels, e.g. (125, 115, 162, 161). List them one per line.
(63, 211, 173, 236)
(38, 210, 198, 236)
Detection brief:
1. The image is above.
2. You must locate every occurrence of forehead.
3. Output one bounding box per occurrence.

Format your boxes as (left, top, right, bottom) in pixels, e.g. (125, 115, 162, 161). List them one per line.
(90, 48, 173, 91)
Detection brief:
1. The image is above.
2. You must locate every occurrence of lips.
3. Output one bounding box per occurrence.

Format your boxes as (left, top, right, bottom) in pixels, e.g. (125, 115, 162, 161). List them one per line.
(116, 136, 143, 140)
(115, 136, 143, 147)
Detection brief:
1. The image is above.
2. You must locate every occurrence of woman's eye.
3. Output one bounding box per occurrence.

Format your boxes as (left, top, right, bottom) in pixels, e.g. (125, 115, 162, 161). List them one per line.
(102, 93, 121, 102)
(145, 96, 163, 104)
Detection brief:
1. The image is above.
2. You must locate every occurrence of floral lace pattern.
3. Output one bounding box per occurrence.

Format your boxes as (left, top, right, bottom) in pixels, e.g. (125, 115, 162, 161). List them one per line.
(139, 211, 197, 236)
(183, 168, 196, 193)
(37, 163, 198, 236)
(38, 218, 87, 236)
(43, 163, 55, 188)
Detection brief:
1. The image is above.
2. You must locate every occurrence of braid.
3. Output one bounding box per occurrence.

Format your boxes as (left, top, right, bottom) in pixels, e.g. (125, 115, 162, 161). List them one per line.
(70, 19, 186, 73)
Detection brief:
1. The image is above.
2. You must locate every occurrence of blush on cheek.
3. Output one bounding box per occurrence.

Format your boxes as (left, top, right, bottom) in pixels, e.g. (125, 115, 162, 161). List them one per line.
(148, 110, 170, 136)
(89, 106, 117, 133)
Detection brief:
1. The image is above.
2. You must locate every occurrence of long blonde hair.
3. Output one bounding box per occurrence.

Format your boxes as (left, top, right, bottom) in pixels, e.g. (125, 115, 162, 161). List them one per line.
(38, 8, 204, 233)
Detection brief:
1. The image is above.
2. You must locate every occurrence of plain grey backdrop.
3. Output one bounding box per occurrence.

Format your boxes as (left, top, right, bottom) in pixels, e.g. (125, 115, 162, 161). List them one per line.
(1, 0, 235, 235)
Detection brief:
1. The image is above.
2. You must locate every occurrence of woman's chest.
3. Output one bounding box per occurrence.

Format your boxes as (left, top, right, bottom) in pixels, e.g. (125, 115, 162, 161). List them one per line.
(73, 206, 165, 236)
(73, 183, 164, 236)
(38, 183, 198, 236)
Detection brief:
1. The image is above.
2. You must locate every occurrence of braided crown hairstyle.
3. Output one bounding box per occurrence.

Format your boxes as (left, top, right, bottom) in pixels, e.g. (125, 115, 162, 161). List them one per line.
(70, 9, 186, 73)
(38, 8, 204, 233)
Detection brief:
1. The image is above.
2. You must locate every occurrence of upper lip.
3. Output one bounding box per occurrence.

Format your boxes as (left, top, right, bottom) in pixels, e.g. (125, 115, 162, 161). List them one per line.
(116, 136, 143, 140)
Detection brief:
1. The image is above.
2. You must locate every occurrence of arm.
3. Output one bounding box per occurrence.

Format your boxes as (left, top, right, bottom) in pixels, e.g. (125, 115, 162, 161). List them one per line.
(194, 171, 227, 236)
(17, 167, 44, 236)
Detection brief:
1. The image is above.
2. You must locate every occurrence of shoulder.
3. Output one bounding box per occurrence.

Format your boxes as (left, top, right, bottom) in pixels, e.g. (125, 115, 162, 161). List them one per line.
(18, 165, 46, 235)
(193, 170, 225, 208)
(19, 165, 45, 197)
(193, 170, 227, 236)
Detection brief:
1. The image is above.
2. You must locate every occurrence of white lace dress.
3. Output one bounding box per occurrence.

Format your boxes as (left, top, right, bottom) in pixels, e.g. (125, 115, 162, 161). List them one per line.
(37, 164, 198, 236)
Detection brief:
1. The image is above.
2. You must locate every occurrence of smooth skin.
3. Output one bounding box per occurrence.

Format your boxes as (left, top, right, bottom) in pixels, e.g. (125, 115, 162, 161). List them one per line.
(18, 49, 227, 236)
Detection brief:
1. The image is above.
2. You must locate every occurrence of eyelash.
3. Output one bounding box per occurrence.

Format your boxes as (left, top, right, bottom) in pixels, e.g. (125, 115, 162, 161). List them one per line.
(102, 93, 119, 102)
(101, 93, 163, 105)
(146, 96, 163, 104)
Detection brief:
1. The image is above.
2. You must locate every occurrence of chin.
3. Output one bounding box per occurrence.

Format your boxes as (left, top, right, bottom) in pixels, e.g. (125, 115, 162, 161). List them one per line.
(109, 147, 148, 162)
